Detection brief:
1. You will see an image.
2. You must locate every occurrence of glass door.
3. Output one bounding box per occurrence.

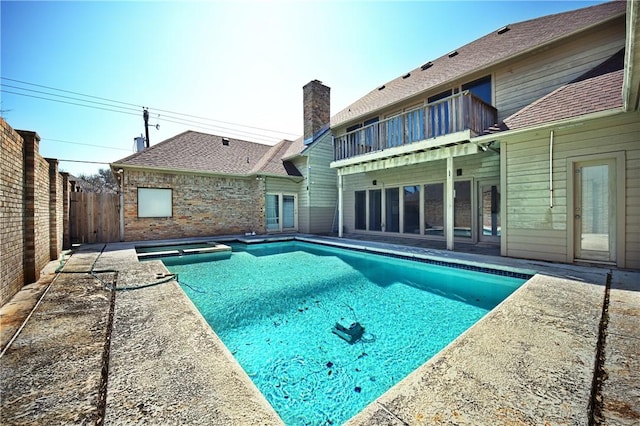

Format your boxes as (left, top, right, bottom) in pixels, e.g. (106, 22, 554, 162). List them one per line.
(282, 195, 296, 230)
(479, 182, 500, 243)
(574, 160, 616, 262)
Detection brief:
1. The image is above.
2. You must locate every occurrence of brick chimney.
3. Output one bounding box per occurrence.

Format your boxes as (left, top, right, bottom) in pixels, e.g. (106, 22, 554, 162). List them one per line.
(303, 80, 330, 144)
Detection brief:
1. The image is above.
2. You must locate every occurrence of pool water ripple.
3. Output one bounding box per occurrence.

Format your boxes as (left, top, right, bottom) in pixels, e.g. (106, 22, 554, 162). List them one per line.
(165, 241, 526, 425)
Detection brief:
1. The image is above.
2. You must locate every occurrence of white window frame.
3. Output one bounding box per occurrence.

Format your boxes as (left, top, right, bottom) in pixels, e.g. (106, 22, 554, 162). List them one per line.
(266, 193, 298, 232)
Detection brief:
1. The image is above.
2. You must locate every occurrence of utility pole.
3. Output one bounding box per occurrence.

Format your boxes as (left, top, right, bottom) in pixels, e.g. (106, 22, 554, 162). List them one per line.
(143, 108, 150, 148)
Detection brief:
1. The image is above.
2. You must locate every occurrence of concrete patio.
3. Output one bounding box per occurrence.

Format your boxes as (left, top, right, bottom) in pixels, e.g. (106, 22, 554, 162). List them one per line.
(1, 235, 638, 425)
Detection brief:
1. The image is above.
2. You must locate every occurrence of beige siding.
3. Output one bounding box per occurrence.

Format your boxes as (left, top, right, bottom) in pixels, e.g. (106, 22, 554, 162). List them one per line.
(291, 156, 310, 233)
(495, 16, 625, 121)
(502, 112, 640, 268)
(341, 152, 499, 234)
(306, 132, 338, 233)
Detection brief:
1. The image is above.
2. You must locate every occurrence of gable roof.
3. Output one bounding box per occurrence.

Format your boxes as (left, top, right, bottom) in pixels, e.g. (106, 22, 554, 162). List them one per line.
(112, 131, 301, 177)
(251, 138, 302, 176)
(501, 49, 625, 130)
(331, 1, 626, 128)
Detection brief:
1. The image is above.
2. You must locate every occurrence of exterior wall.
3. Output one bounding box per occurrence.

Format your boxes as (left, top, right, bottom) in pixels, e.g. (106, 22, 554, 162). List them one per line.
(122, 169, 266, 241)
(494, 16, 625, 121)
(33, 155, 50, 279)
(1, 119, 26, 306)
(291, 156, 311, 233)
(501, 112, 640, 268)
(333, 16, 625, 136)
(0, 120, 68, 307)
(306, 132, 338, 234)
(341, 152, 499, 236)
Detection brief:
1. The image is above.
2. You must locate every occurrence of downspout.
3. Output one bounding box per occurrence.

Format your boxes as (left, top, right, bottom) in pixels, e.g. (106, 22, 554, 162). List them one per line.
(549, 130, 554, 208)
(338, 170, 343, 238)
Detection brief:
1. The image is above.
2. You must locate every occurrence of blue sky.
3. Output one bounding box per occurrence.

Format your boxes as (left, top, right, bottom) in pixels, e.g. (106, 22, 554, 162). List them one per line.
(1, 0, 608, 176)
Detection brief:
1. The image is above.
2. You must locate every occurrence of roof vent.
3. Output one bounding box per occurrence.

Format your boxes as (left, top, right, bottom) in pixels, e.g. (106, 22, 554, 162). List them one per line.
(421, 62, 433, 71)
(378, 85, 386, 91)
(402, 72, 411, 79)
(222, 137, 230, 146)
(448, 50, 459, 58)
(497, 25, 510, 35)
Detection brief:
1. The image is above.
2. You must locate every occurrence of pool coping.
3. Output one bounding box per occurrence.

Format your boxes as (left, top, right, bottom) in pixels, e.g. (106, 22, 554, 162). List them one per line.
(3, 233, 637, 424)
(117, 234, 609, 424)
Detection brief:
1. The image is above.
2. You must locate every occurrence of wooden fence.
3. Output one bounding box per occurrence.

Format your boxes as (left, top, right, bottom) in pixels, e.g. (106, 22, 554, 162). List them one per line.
(69, 192, 120, 244)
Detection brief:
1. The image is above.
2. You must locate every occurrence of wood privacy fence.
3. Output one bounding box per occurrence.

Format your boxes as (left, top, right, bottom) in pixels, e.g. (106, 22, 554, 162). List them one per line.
(70, 192, 120, 244)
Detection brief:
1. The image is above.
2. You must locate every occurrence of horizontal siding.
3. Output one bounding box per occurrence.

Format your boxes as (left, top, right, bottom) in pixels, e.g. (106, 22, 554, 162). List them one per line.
(495, 17, 624, 122)
(503, 112, 640, 268)
(265, 177, 300, 194)
(307, 133, 338, 208)
(292, 157, 310, 233)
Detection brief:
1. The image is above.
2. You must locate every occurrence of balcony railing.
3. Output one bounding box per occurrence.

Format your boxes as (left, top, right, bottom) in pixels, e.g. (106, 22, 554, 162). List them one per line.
(333, 91, 497, 161)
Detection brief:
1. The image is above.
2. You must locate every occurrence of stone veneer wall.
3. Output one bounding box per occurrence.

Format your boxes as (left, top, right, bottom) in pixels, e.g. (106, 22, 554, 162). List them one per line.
(0, 119, 70, 306)
(122, 169, 266, 241)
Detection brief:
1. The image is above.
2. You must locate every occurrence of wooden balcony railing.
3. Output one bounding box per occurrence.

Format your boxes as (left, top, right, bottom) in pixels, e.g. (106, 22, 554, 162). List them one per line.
(333, 91, 497, 161)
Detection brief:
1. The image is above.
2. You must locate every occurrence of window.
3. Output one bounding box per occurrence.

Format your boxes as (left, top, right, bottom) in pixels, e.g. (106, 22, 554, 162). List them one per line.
(363, 117, 379, 150)
(138, 188, 172, 218)
(266, 194, 279, 231)
(405, 108, 425, 143)
(462, 75, 492, 104)
(428, 90, 452, 137)
(355, 191, 366, 230)
(369, 189, 382, 231)
(282, 195, 295, 229)
(403, 185, 420, 234)
(424, 183, 444, 236)
(267, 193, 297, 232)
(385, 187, 400, 233)
(386, 115, 403, 147)
(454, 181, 472, 238)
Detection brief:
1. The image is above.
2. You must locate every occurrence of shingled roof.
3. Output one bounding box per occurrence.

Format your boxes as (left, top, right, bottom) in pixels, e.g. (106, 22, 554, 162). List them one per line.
(112, 131, 301, 177)
(331, 1, 626, 128)
(502, 49, 625, 130)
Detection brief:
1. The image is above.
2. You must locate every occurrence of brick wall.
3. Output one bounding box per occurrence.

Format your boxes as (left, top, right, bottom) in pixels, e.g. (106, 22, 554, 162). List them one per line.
(0, 119, 70, 307)
(122, 169, 266, 241)
(1, 119, 26, 306)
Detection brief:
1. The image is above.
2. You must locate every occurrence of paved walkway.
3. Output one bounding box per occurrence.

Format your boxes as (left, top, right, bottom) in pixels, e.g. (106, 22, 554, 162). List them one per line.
(1, 235, 638, 425)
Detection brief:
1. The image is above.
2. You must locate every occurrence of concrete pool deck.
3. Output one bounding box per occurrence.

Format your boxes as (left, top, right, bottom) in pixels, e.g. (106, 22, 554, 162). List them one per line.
(1, 235, 638, 425)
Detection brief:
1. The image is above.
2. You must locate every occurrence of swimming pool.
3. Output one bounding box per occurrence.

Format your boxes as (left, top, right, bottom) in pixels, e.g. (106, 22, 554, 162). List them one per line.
(163, 240, 529, 425)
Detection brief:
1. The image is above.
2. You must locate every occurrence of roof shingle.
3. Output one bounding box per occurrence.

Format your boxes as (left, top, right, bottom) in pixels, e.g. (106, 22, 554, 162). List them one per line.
(502, 49, 625, 130)
(113, 131, 301, 177)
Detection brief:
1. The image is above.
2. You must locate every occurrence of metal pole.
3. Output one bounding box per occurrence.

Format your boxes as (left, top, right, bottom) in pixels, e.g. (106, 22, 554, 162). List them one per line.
(143, 108, 150, 148)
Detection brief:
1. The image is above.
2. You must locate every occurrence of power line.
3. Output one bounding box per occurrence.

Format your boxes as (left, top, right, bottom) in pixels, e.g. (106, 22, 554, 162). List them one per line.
(1, 76, 300, 138)
(1, 89, 140, 117)
(1, 87, 284, 143)
(42, 138, 132, 152)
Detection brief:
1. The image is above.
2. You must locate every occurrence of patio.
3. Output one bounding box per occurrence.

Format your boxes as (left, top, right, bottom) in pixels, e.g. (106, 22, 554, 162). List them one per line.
(1, 234, 638, 425)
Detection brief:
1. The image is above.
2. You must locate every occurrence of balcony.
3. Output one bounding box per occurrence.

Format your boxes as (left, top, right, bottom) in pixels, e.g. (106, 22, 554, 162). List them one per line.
(333, 91, 497, 162)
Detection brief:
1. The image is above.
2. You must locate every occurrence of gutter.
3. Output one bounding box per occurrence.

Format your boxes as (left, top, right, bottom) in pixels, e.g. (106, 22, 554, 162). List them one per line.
(109, 163, 302, 181)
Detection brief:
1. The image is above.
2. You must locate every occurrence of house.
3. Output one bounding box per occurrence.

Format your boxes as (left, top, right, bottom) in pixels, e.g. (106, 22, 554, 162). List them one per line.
(330, 0, 639, 269)
(111, 80, 337, 241)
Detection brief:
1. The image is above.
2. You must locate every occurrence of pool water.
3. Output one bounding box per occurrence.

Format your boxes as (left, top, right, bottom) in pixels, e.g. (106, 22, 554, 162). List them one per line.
(164, 241, 527, 425)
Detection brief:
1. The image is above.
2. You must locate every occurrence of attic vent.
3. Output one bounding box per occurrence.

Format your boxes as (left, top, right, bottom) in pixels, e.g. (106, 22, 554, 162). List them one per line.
(402, 72, 411, 79)
(421, 62, 433, 71)
(497, 25, 510, 34)
(222, 137, 229, 146)
(448, 50, 459, 58)
(378, 85, 386, 91)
